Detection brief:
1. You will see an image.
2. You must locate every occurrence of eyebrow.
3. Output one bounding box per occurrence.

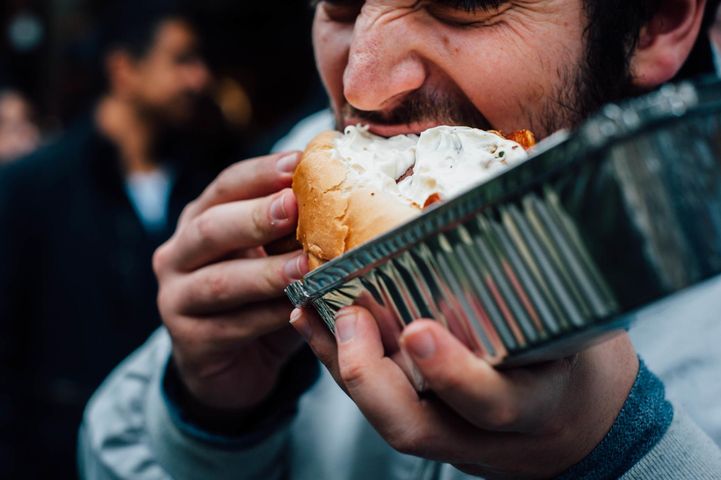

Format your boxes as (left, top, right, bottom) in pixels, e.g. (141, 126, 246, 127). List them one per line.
(310, 0, 509, 9)
(432, 0, 508, 10)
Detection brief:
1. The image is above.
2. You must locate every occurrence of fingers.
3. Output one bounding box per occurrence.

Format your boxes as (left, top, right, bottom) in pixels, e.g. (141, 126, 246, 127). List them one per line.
(333, 307, 422, 418)
(291, 306, 429, 433)
(290, 307, 340, 381)
(290, 306, 520, 464)
(170, 251, 308, 315)
(264, 235, 302, 256)
(318, 307, 483, 459)
(258, 325, 306, 361)
(400, 320, 571, 432)
(330, 307, 438, 438)
(291, 306, 441, 428)
(168, 189, 299, 272)
(184, 151, 301, 221)
(292, 306, 641, 478)
(169, 299, 297, 353)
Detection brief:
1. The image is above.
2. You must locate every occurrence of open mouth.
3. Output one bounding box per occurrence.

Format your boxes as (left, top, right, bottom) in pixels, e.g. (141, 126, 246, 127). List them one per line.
(334, 125, 533, 209)
(342, 118, 470, 138)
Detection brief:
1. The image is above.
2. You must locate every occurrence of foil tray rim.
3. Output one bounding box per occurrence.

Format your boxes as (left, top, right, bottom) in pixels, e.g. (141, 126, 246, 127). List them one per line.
(286, 78, 717, 307)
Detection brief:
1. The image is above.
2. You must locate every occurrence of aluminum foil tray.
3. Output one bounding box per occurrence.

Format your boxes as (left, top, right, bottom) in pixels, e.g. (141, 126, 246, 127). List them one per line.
(286, 77, 721, 366)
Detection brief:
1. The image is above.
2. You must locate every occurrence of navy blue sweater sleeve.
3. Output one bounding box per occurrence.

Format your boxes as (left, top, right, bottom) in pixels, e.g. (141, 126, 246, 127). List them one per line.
(0, 164, 26, 477)
(161, 345, 320, 449)
(556, 359, 673, 480)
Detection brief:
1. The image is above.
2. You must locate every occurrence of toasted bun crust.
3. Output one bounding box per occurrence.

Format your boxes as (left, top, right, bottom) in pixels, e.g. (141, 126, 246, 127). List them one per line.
(293, 131, 420, 270)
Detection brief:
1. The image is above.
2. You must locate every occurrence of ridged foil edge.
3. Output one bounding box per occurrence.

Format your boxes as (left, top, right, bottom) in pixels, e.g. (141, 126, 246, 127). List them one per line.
(286, 79, 714, 307)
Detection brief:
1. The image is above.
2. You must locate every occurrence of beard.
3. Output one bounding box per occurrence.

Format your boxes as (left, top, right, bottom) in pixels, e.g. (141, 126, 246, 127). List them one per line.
(541, 47, 640, 136)
(336, 86, 494, 132)
(333, 47, 638, 139)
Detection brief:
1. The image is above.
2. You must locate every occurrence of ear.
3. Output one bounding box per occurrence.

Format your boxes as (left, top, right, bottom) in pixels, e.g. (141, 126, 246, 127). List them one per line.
(630, 0, 707, 88)
(104, 50, 137, 97)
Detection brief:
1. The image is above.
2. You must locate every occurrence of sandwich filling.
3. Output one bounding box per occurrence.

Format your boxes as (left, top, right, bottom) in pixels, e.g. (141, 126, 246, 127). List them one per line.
(334, 125, 529, 208)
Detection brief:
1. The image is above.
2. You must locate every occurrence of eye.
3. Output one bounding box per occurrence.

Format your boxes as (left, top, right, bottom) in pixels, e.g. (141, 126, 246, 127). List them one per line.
(425, 2, 503, 27)
(319, 0, 363, 23)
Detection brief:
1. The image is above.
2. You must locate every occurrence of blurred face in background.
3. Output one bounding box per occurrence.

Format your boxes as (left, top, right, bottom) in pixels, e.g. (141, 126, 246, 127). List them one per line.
(0, 91, 41, 163)
(108, 19, 211, 126)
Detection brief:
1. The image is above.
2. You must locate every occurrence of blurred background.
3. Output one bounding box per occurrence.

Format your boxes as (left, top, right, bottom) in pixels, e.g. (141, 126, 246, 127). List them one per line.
(0, 0, 325, 160)
(0, 1, 325, 478)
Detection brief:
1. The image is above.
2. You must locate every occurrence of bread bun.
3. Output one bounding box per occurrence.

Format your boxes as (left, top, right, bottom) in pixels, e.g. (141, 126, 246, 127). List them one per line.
(293, 126, 534, 269)
(293, 131, 420, 270)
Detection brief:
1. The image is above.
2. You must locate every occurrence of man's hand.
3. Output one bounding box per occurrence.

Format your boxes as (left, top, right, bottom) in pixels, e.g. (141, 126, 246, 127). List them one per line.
(154, 151, 309, 411)
(291, 306, 638, 480)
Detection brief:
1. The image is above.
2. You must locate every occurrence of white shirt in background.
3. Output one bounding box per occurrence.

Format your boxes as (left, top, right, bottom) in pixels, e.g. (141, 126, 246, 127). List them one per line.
(124, 168, 174, 234)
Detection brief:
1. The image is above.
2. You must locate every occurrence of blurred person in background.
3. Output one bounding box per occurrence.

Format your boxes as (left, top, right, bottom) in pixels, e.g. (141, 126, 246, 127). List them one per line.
(0, 0, 235, 477)
(0, 89, 41, 163)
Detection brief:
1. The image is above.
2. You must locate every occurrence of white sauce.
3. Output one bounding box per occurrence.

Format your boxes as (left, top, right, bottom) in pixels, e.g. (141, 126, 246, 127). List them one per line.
(333, 125, 528, 207)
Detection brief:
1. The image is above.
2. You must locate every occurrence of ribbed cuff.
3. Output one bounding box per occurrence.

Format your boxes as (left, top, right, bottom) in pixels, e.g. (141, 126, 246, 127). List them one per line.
(556, 359, 673, 480)
(161, 346, 319, 449)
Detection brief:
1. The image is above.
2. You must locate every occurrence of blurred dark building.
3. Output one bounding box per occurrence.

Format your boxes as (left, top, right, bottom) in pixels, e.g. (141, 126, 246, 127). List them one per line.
(0, 1, 324, 478)
(0, 0, 325, 151)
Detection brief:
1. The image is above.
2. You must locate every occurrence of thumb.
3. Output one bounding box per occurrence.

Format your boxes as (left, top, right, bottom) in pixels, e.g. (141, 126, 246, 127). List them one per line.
(400, 320, 571, 432)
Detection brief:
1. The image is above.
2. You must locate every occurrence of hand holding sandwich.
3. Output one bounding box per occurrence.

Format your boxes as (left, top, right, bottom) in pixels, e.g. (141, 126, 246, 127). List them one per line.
(156, 131, 639, 478)
(152, 151, 309, 411)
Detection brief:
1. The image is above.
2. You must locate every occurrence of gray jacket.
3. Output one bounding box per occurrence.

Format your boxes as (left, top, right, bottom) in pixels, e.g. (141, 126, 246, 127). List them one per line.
(78, 326, 721, 480)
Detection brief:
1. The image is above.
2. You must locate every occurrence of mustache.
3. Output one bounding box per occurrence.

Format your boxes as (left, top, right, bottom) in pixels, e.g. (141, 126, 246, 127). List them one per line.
(340, 89, 492, 130)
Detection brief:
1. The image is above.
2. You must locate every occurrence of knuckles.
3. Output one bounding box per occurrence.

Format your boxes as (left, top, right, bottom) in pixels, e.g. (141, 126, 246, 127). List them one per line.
(178, 200, 198, 226)
(428, 367, 467, 395)
(205, 270, 234, 304)
(425, 361, 521, 430)
(339, 361, 368, 391)
(486, 402, 520, 431)
(193, 211, 220, 251)
(157, 282, 182, 319)
(152, 245, 169, 277)
(212, 165, 238, 201)
(385, 424, 432, 457)
(251, 198, 274, 240)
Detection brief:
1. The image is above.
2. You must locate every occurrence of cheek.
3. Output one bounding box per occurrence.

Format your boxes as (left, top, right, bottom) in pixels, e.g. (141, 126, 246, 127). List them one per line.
(462, 61, 551, 132)
(439, 18, 584, 132)
(134, 71, 179, 106)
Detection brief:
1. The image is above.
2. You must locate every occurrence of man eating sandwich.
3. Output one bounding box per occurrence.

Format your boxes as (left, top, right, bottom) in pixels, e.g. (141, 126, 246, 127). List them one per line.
(80, 1, 721, 478)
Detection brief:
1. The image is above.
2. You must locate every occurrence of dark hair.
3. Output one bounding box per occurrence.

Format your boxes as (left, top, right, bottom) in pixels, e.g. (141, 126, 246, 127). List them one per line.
(99, 0, 192, 59)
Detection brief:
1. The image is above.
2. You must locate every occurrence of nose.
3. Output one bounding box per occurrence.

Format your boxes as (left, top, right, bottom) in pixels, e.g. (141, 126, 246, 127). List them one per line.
(343, 10, 427, 112)
(187, 60, 212, 93)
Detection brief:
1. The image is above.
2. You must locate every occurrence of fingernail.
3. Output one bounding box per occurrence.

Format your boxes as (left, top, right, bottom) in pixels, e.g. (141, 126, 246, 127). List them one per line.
(276, 152, 300, 173)
(335, 310, 357, 343)
(271, 192, 289, 221)
(290, 309, 312, 341)
(284, 254, 308, 281)
(404, 329, 436, 359)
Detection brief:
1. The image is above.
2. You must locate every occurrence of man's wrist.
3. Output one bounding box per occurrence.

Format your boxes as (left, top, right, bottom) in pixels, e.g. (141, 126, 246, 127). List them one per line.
(555, 359, 673, 480)
(161, 346, 320, 448)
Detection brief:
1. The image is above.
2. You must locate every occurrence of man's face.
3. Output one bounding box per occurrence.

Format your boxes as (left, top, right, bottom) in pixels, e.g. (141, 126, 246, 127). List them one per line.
(125, 19, 210, 126)
(313, 0, 592, 138)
